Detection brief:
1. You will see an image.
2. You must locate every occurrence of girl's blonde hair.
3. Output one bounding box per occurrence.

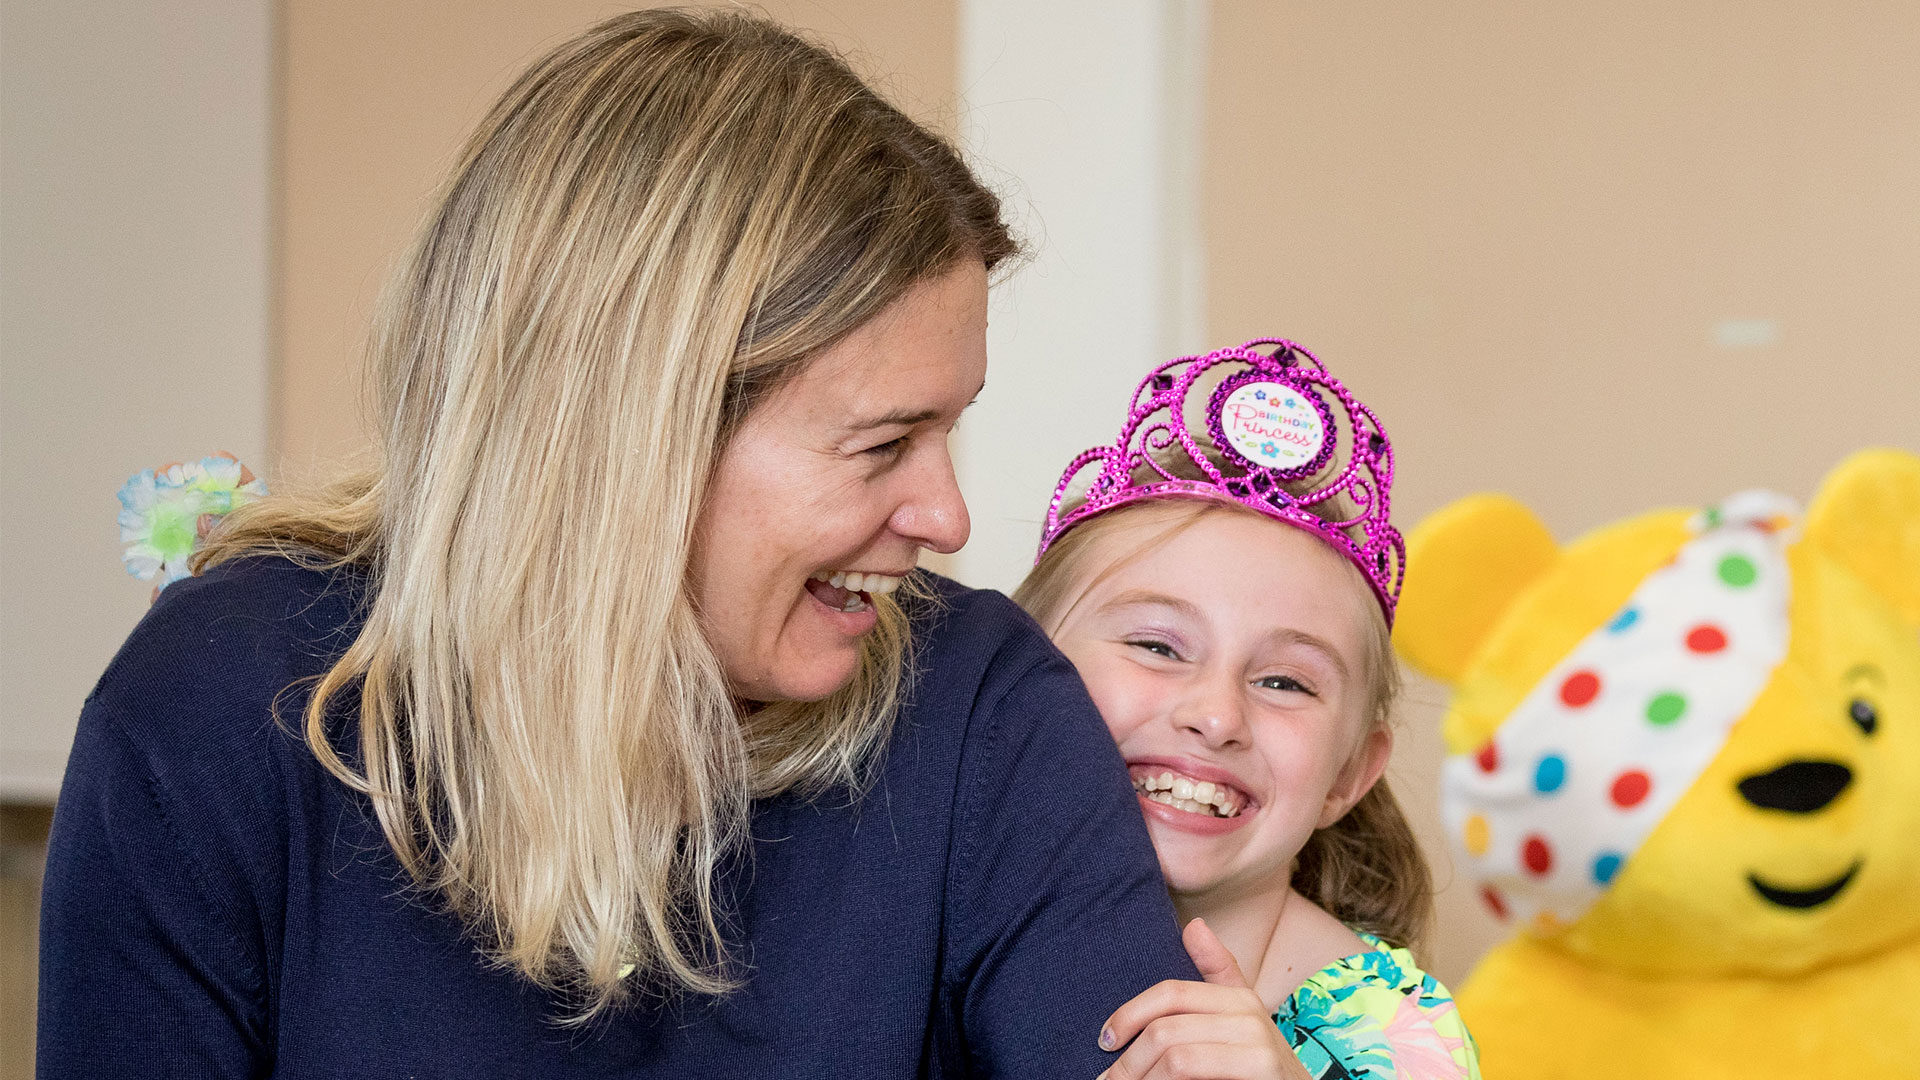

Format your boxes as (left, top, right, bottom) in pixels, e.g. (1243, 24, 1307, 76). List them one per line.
(1014, 497, 1432, 953)
(198, 9, 1014, 1018)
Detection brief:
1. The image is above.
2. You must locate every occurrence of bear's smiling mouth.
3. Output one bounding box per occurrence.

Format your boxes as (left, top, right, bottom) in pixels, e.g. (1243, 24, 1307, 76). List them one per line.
(1748, 860, 1862, 909)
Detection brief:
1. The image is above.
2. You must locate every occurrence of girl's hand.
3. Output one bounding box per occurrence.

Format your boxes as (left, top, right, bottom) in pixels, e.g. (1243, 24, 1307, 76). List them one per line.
(1096, 919, 1312, 1080)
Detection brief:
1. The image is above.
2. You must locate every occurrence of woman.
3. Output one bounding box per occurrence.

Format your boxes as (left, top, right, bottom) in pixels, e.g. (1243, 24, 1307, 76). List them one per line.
(37, 10, 1195, 1075)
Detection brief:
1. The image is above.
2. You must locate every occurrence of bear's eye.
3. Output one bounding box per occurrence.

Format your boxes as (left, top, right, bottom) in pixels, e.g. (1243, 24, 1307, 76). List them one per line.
(1849, 698, 1878, 737)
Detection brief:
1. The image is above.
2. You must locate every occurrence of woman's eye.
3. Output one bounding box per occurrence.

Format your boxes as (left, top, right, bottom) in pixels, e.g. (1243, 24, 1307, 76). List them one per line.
(861, 435, 910, 459)
(1257, 674, 1315, 696)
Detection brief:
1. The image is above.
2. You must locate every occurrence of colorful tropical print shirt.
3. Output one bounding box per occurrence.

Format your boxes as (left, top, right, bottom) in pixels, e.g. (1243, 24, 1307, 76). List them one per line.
(1272, 932, 1481, 1080)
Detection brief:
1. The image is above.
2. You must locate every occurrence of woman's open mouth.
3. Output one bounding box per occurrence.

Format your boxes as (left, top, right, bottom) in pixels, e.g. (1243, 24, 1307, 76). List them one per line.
(804, 569, 905, 616)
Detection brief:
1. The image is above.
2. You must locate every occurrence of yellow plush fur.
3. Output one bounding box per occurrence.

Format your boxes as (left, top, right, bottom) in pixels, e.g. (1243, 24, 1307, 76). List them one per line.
(1397, 449, 1920, 1079)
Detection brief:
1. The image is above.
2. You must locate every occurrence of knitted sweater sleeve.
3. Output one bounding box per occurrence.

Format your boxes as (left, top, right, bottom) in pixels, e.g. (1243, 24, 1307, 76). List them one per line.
(944, 650, 1201, 1077)
(38, 692, 273, 1078)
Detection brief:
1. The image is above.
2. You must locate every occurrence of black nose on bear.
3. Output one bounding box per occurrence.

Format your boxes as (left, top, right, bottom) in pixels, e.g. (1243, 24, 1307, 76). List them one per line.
(1737, 761, 1853, 813)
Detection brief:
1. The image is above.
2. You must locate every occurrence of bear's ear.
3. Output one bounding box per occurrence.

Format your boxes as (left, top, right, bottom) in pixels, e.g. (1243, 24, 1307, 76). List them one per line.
(1804, 448, 1920, 627)
(1397, 494, 1559, 686)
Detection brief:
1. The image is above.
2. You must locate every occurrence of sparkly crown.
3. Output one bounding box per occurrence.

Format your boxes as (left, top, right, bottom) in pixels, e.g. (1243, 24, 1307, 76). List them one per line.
(1037, 338, 1403, 624)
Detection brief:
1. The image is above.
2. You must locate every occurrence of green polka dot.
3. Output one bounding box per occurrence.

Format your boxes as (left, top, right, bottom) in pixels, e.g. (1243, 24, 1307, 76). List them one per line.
(1647, 692, 1688, 726)
(1703, 507, 1724, 528)
(1717, 554, 1758, 588)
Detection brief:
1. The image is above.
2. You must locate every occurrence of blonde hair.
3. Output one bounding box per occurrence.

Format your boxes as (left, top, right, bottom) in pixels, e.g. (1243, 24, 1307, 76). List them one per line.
(199, 9, 1013, 1018)
(1014, 497, 1432, 953)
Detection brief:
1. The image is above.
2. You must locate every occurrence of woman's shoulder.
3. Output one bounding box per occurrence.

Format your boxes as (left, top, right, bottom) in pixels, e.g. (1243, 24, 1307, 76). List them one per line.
(88, 553, 369, 748)
(1275, 934, 1482, 1080)
(894, 570, 1129, 802)
(903, 570, 1060, 677)
(899, 570, 1095, 730)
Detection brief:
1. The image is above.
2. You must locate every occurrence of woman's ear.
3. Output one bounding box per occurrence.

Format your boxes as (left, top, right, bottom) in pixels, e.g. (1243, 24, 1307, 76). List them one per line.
(1396, 494, 1560, 686)
(1320, 726, 1394, 829)
(1804, 448, 1920, 628)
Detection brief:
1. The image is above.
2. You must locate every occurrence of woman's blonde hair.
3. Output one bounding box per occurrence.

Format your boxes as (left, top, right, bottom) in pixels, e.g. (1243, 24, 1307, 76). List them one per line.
(1014, 496, 1432, 953)
(198, 8, 1013, 1018)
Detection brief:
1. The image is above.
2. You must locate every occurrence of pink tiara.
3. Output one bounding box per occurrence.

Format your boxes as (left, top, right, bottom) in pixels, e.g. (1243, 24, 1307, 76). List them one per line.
(1037, 338, 1404, 625)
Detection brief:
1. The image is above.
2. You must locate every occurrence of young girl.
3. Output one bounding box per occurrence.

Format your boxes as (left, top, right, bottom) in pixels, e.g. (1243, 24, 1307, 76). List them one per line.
(1015, 339, 1481, 1080)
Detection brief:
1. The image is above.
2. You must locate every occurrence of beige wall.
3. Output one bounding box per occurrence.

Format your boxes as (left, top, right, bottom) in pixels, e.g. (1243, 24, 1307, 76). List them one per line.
(277, 0, 957, 474)
(1207, 1, 1920, 983)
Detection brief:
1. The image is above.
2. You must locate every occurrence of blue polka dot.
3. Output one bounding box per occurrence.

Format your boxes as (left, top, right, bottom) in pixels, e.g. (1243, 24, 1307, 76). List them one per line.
(1534, 755, 1567, 794)
(1608, 608, 1640, 633)
(1593, 852, 1624, 886)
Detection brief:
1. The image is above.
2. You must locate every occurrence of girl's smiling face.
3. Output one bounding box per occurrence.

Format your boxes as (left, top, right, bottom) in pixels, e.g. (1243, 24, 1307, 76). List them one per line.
(1048, 505, 1392, 903)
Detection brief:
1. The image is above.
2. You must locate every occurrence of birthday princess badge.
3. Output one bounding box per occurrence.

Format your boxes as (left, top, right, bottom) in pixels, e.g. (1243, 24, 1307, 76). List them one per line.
(1214, 379, 1331, 474)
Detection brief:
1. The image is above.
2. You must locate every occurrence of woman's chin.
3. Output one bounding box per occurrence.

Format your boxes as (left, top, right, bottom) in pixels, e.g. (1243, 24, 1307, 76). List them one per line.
(752, 638, 865, 704)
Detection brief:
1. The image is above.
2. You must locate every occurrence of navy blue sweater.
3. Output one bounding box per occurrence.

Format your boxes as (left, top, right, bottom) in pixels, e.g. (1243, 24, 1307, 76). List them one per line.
(38, 558, 1196, 1077)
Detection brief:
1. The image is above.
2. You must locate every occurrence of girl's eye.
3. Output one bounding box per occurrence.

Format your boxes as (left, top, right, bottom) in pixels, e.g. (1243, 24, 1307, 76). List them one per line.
(1256, 674, 1315, 696)
(1127, 639, 1181, 661)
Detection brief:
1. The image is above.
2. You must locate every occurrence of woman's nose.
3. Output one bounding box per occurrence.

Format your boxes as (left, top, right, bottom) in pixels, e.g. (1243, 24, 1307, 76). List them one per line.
(890, 446, 970, 555)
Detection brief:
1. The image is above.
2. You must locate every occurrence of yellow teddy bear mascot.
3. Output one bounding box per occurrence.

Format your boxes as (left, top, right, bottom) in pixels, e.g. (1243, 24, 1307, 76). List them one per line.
(1395, 449, 1920, 1079)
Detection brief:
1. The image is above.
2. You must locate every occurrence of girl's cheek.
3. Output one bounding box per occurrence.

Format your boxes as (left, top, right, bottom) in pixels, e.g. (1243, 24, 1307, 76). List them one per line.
(1088, 662, 1161, 742)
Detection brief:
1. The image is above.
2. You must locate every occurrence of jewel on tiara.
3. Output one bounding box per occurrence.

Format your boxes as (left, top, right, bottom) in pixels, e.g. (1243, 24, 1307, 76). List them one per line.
(1036, 338, 1404, 624)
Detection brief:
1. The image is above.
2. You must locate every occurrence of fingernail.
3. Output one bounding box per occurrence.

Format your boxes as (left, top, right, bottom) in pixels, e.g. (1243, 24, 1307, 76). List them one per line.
(1099, 1026, 1116, 1051)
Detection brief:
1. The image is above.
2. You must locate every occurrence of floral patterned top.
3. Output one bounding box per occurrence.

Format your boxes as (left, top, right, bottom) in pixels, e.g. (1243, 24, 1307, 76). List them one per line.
(1272, 932, 1481, 1080)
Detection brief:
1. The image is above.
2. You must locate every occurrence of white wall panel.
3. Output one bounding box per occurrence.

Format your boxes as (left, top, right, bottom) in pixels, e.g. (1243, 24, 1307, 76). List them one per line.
(0, 0, 274, 800)
(953, 0, 1207, 593)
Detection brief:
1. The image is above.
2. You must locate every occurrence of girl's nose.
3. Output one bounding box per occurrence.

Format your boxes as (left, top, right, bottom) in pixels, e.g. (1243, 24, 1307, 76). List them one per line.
(1175, 679, 1250, 750)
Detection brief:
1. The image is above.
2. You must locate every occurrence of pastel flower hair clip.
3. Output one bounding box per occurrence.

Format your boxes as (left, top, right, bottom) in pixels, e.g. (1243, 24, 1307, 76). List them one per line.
(118, 452, 267, 597)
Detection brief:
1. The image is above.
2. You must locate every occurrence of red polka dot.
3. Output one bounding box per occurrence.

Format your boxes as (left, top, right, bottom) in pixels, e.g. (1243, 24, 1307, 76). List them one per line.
(1686, 625, 1728, 653)
(1522, 835, 1554, 876)
(1475, 741, 1500, 773)
(1482, 885, 1509, 920)
(1559, 670, 1602, 707)
(1610, 770, 1652, 808)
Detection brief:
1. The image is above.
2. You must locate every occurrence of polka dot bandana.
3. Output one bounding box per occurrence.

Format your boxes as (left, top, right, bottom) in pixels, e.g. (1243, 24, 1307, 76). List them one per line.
(1442, 491, 1797, 931)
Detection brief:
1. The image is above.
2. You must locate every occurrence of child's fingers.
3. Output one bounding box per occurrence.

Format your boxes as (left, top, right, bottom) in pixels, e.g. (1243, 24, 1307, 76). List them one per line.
(1099, 979, 1263, 1053)
(1181, 918, 1250, 990)
(1099, 1013, 1230, 1079)
(1098, 1014, 1310, 1079)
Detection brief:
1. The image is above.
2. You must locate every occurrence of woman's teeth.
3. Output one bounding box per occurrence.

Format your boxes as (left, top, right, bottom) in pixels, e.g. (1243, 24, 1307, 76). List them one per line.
(809, 570, 904, 596)
(806, 569, 904, 613)
(1131, 769, 1246, 818)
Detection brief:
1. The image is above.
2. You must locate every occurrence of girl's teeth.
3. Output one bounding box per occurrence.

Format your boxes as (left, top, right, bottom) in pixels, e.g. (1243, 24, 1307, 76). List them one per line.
(1130, 768, 1245, 818)
(829, 572, 847, 589)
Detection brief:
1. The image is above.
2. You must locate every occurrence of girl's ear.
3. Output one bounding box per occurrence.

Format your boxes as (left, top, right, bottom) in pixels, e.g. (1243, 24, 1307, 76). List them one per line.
(1396, 494, 1560, 686)
(1320, 726, 1394, 829)
(1804, 448, 1920, 628)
